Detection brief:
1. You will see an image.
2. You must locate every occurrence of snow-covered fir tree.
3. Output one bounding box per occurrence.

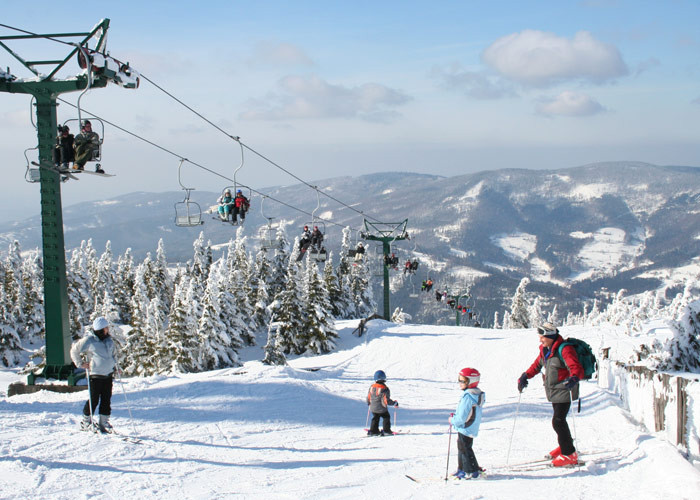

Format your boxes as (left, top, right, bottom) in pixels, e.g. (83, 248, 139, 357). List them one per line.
(528, 296, 544, 328)
(4, 241, 27, 337)
(271, 252, 305, 355)
(300, 255, 337, 354)
(21, 249, 44, 343)
(268, 225, 290, 300)
(0, 285, 22, 367)
(191, 231, 213, 286)
(391, 307, 411, 324)
(349, 251, 375, 318)
(252, 248, 273, 330)
(66, 247, 92, 338)
(650, 299, 700, 373)
(162, 276, 200, 373)
(262, 318, 286, 366)
(122, 264, 158, 376)
(114, 248, 136, 324)
(508, 277, 530, 329)
(198, 261, 240, 370)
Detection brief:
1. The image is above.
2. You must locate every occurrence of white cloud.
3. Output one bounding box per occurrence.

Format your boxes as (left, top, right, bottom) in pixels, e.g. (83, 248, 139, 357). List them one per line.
(535, 91, 606, 117)
(248, 42, 314, 67)
(431, 64, 516, 99)
(482, 30, 628, 87)
(240, 74, 412, 122)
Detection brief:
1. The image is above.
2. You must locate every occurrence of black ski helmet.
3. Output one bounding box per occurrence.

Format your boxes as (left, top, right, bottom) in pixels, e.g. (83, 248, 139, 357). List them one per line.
(374, 370, 386, 382)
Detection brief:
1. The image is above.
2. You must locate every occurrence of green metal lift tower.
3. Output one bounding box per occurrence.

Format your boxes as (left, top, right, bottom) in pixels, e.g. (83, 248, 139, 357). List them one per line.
(0, 19, 138, 386)
(362, 219, 409, 320)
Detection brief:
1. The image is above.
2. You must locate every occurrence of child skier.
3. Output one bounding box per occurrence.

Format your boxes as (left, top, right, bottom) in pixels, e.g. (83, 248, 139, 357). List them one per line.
(450, 367, 485, 479)
(366, 370, 399, 436)
(70, 316, 118, 433)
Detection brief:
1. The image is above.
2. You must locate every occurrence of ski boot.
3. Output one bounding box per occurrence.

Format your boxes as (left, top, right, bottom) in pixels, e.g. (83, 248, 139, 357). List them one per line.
(80, 415, 95, 432)
(546, 446, 561, 459)
(552, 452, 578, 467)
(98, 415, 114, 434)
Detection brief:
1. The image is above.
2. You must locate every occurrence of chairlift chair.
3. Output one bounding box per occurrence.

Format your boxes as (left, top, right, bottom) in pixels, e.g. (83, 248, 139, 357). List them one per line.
(174, 159, 204, 227)
(24, 147, 40, 183)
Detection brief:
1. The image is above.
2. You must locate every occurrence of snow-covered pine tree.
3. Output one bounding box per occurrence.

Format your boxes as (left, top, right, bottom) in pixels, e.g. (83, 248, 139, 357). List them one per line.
(322, 252, 342, 317)
(502, 310, 511, 329)
(508, 277, 530, 329)
(0, 285, 22, 367)
(93, 241, 116, 307)
(229, 231, 256, 345)
(4, 241, 27, 336)
(153, 238, 174, 315)
(268, 226, 290, 300)
(262, 316, 286, 365)
(270, 252, 305, 355)
(191, 231, 213, 284)
(114, 248, 136, 324)
(21, 249, 44, 343)
(198, 260, 240, 370)
(651, 299, 700, 373)
(162, 276, 200, 373)
(66, 247, 92, 338)
(528, 296, 544, 328)
(547, 304, 560, 327)
(121, 263, 157, 376)
(350, 252, 375, 318)
(301, 255, 337, 354)
(252, 248, 273, 331)
(492, 311, 500, 329)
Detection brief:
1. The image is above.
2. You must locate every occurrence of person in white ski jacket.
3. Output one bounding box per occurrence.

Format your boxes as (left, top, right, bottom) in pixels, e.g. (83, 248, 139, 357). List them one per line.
(70, 317, 118, 433)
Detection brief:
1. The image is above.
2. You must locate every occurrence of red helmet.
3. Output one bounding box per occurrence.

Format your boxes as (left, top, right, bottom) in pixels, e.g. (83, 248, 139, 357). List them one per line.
(459, 367, 480, 388)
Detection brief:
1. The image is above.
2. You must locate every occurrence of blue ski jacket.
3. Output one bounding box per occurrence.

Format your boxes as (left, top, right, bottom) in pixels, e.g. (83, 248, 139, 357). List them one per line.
(451, 387, 485, 437)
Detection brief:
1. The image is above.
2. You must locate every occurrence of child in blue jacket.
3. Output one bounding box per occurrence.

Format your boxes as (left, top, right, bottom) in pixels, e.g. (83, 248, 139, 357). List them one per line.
(450, 367, 485, 479)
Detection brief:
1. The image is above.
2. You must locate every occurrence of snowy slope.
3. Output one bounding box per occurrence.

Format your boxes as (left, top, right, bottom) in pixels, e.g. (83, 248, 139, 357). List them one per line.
(1, 321, 699, 499)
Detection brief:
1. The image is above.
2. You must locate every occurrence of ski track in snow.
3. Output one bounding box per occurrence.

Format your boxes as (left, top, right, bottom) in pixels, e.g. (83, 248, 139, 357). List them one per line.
(1, 320, 699, 499)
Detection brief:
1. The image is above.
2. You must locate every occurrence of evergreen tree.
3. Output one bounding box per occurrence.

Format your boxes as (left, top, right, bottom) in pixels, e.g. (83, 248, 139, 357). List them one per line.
(114, 248, 136, 324)
(493, 311, 500, 329)
(198, 262, 240, 370)
(21, 250, 44, 343)
(508, 277, 530, 329)
(153, 238, 174, 314)
(252, 249, 273, 331)
(4, 241, 27, 336)
(271, 253, 305, 355)
(66, 247, 91, 338)
(323, 253, 344, 317)
(528, 296, 544, 328)
(0, 286, 22, 367)
(122, 264, 157, 376)
(652, 299, 700, 373)
(268, 226, 290, 300)
(191, 231, 213, 284)
(350, 253, 375, 318)
(162, 276, 200, 373)
(301, 255, 337, 354)
(262, 319, 286, 366)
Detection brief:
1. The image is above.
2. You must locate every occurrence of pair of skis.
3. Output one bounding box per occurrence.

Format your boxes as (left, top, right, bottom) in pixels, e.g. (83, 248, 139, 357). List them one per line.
(80, 423, 142, 444)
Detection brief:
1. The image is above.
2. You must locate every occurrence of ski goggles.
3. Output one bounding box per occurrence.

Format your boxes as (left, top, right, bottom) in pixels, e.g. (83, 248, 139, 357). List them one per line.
(537, 326, 558, 337)
(457, 377, 468, 384)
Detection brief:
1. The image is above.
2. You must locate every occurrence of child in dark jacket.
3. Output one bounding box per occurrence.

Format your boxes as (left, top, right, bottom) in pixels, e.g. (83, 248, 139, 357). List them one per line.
(366, 370, 399, 436)
(450, 367, 485, 480)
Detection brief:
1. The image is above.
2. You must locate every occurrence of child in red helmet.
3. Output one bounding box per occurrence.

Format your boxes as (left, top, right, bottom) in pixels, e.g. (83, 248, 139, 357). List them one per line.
(449, 367, 485, 479)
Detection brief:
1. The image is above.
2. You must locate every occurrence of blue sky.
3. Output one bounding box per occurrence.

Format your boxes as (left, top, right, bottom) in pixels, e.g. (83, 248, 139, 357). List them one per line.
(1, 0, 699, 218)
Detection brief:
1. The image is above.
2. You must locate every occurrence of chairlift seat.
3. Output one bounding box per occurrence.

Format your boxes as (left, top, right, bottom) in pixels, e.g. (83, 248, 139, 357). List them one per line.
(28, 168, 41, 183)
(176, 214, 203, 227)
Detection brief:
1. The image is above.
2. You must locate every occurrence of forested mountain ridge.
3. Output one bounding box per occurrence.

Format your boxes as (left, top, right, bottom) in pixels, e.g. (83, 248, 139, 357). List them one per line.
(1, 161, 698, 325)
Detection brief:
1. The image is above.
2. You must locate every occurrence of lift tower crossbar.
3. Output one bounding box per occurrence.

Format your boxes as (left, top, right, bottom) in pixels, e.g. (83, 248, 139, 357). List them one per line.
(361, 219, 409, 320)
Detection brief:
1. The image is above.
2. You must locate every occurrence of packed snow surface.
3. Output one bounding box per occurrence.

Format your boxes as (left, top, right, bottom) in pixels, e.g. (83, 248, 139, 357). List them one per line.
(2, 321, 699, 499)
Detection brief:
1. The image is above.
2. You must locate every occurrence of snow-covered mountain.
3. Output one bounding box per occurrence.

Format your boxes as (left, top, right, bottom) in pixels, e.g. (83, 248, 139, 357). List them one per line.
(2, 320, 699, 499)
(1, 161, 699, 325)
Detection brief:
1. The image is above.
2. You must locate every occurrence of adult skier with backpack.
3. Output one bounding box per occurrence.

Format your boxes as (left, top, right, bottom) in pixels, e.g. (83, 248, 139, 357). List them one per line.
(517, 322, 584, 467)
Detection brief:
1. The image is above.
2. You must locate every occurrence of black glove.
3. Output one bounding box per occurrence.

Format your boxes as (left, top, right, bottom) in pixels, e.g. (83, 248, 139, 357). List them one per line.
(563, 376, 579, 390)
(517, 373, 528, 393)
(394, 402, 399, 407)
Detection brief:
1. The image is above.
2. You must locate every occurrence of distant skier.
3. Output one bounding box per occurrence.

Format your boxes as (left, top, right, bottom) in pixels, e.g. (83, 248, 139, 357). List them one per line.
(233, 189, 250, 224)
(517, 322, 583, 466)
(450, 367, 485, 480)
(70, 316, 118, 433)
(366, 370, 399, 436)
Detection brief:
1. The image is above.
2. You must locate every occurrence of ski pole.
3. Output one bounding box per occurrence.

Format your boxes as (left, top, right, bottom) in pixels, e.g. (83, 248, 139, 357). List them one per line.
(393, 404, 398, 430)
(85, 365, 95, 428)
(115, 359, 138, 436)
(570, 389, 579, 464)
(444, 414, 453, 481)
(365, 406, 370, 430)
(506, 392, 522, 467)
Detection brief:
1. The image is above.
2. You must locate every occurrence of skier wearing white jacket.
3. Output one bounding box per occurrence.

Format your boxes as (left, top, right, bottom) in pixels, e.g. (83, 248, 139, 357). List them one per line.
(70, 317, 117, 433)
